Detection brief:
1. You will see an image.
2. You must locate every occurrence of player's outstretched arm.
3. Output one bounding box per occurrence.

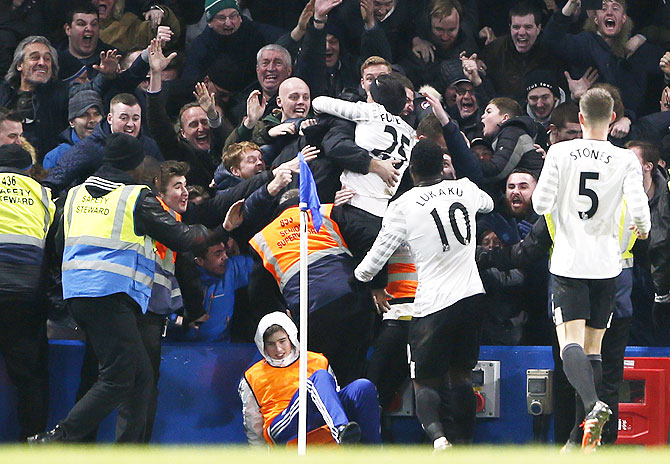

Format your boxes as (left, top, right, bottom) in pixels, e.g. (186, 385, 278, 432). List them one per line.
(312, 95, 369, 121)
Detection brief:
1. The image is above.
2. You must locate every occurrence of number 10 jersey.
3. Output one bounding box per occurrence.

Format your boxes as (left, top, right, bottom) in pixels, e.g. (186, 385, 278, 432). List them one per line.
(532, 139, 651, 279)
(355, 178, 493, 317)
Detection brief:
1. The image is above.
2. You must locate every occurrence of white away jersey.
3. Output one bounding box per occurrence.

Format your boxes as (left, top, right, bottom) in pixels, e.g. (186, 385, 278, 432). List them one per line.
(533, 139, 651, 279)
(355, 178, 494, 317)
(312, 96, 416, 217)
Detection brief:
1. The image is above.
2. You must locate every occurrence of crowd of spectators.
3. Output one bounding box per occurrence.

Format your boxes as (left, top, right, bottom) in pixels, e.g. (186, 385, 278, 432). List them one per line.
(2, 0, 670, 445)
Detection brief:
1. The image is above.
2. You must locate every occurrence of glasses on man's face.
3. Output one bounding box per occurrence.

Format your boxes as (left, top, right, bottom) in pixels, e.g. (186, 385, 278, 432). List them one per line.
(213, 11, 240, 22)
(454, 86, 475, 96)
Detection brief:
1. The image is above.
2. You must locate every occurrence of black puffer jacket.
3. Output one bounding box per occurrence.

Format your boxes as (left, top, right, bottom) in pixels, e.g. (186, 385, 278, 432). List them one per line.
(483, 115, 543, 186)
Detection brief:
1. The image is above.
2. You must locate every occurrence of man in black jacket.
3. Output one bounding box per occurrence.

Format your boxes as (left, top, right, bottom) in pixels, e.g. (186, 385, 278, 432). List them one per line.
(56, 3, 114, 81)
(0, 36, 68, 162)
(28, 133, 239, 444)
(398, 0, 478, 88)
(182, 0, 282, 87)
(294, 0, 393, 98)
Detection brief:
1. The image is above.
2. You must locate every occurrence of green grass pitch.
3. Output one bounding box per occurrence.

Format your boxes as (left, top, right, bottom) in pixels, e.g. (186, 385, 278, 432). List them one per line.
(1, 445, 669, 464)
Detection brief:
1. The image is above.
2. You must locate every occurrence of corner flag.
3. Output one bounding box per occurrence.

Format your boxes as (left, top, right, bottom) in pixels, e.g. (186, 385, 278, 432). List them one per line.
(298, 151, 322, 232)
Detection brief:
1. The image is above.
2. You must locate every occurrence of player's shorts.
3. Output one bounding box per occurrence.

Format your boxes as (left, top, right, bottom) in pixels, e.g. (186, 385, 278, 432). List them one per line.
(550, 274, 616, 329)
(408, 294, 483, 380)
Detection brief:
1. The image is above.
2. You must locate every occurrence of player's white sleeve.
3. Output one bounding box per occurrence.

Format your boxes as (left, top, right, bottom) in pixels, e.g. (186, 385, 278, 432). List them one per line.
(622, 160, 651, 235)
(312, 96, 372, 122)
(354, 202, 407, 282)
(532, 148, 559, 215)
(238, 377, 266, 446)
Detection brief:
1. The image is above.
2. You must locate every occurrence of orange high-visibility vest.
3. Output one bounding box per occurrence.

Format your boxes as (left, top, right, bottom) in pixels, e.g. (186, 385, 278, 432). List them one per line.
(248, 204, 350, 291)
(244, 352, 330, 444)
(155, 197, 181, 263)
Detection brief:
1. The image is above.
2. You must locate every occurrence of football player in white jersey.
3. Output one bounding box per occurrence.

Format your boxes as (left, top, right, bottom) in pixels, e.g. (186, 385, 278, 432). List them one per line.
(354, 139, 493, 450)
(532, 88, 651, 452)
(312, 73, 417, 218)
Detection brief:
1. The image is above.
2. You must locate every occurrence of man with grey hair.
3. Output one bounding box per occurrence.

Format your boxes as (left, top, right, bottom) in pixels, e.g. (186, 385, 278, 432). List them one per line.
(229, 43, 294, 126)
(0, 36, 69, 161)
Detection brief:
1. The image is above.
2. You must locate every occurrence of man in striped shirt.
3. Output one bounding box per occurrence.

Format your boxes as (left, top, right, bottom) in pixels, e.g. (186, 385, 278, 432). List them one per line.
(532, 88, 651, 452)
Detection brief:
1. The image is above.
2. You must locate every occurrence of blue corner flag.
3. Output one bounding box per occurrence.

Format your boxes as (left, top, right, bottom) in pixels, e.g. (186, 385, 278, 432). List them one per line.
(298, 151, 322, 232)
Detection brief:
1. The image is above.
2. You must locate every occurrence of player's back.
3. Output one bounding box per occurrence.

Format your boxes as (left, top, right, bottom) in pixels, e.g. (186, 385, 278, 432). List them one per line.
(395, 177, 493, 316)
(534, 139, 645, 279)
(344, 102, 416, 215)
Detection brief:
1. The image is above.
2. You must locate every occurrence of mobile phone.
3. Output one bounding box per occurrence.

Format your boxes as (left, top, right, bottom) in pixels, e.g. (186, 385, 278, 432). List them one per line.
(582, 0, 604, 10)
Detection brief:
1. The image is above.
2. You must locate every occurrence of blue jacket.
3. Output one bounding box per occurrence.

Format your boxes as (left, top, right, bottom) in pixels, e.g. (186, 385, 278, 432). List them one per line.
(43, 127, 80, 170)
(43, 120, 163, 194)
(179, 255, 253, 343)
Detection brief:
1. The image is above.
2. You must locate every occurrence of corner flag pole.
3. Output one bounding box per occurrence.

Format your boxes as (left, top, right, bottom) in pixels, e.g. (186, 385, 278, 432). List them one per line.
(297, 150, 321, 455)
(297, 206, 309, 455)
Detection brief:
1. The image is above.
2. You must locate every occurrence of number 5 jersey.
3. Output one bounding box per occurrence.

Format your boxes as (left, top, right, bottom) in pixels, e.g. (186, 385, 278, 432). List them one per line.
(312, 96, 416, 217)
(355, 178, 493, 317)
(532, 139, 651, 280)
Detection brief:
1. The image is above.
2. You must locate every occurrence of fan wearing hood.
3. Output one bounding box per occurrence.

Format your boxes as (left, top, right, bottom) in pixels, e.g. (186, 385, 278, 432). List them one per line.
(238, 312, 381, 446)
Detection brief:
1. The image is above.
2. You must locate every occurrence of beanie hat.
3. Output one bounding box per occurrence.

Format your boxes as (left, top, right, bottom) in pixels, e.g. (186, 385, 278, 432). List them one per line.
(525, 69, 560, 98)
(0, 144, 32, 170)
(205, 0, 240, 22)
(325, 22, 343, 45)
(207, 55, 247, 92)
(369, 74, 406, 116)
(102, 133, 145, 171)
(68, 90, 103, 121)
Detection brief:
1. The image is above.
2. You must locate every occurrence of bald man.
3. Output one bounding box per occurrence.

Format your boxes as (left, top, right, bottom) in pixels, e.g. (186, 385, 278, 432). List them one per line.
(277, 77, 312, 122)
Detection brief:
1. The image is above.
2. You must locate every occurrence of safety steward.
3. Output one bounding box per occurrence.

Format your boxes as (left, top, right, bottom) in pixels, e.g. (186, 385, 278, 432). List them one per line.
(28, 133, 228, 444)
(248, 190, 377, 386)
(238, 312, 381, 446)
(0, 144, 55, 441)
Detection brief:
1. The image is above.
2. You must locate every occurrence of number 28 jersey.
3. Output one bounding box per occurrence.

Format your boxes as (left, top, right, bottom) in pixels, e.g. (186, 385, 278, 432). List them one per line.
(355, 178, 493, 317)
(312, 97, 416, 217)
(533, 139, 651, 279)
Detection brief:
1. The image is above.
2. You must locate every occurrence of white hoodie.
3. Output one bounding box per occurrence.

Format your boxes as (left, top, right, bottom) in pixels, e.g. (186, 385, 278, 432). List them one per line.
(238, 312, 300, 445)
(238, 312, 338, 445)
(253, 311, 300, 368)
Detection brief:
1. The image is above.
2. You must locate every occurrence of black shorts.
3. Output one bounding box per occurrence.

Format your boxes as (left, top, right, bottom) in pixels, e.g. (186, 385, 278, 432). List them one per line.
(407, 294, 482, 380)
(550, 274, 615, 329)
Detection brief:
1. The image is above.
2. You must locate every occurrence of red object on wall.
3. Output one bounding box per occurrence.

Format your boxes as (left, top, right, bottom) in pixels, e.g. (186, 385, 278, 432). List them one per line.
(616, 357, 670, 446)
(475, 391, 486, 413)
